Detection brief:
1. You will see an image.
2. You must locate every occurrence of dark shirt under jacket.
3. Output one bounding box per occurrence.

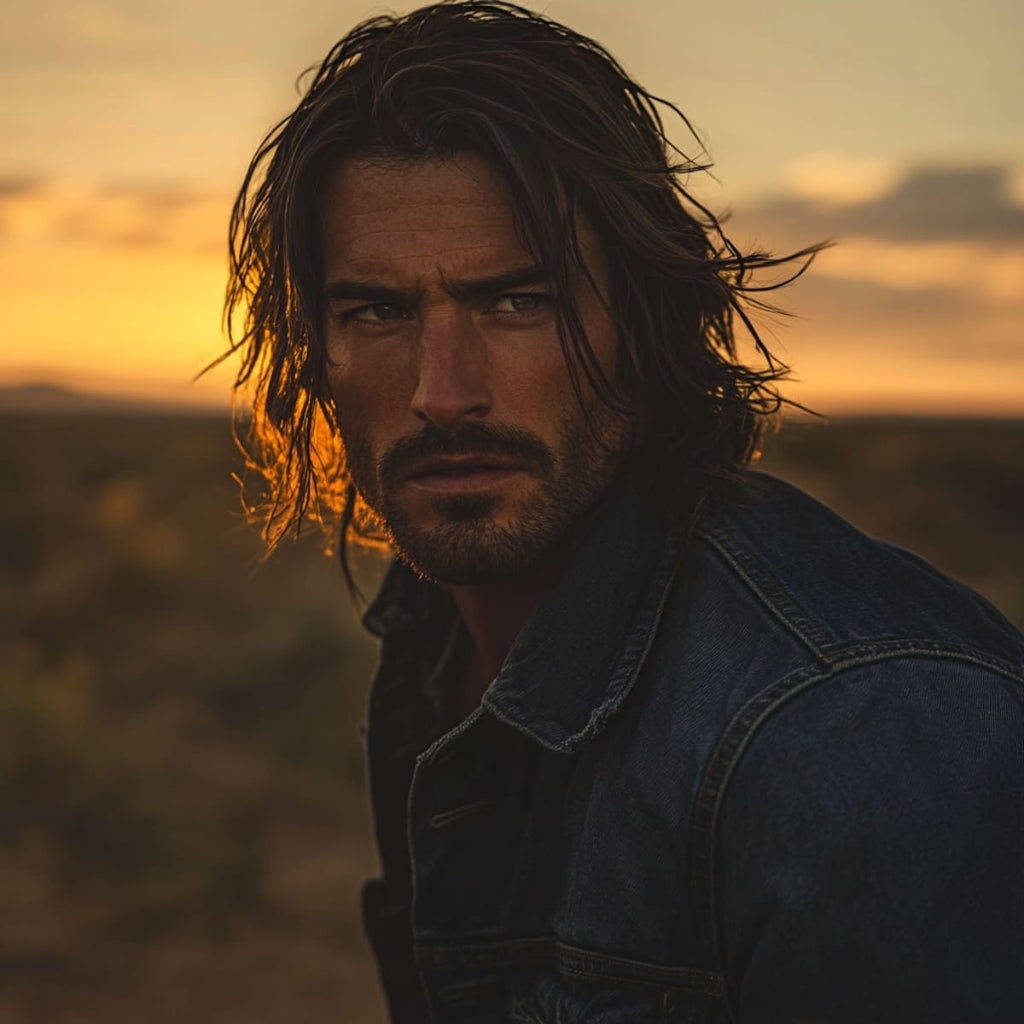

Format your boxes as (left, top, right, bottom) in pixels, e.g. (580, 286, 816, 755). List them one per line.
(360, 473, 1024, 1023)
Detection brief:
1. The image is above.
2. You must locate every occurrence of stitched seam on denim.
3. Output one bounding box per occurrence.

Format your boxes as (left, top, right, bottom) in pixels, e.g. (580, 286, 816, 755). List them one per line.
(818, 637, 1024, 682)
(417, 937, 726, 995)
(554, 961, 725, 997)
(694, 525, 833, 656)
(576, 533, 684, 747)
(690, 643, 1024, 1004)
(428, 797, 494, 829)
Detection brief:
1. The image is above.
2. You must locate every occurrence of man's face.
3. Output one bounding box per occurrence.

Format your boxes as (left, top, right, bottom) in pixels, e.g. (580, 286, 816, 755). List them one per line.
(322, 153, 631, 585)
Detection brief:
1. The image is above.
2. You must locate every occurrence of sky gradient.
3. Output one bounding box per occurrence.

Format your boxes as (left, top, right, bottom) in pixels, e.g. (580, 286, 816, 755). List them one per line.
(3, 0, 1021, 414)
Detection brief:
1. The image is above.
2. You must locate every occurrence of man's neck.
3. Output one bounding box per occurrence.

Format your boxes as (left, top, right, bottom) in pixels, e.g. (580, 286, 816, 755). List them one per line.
(446, 558, 566, 711)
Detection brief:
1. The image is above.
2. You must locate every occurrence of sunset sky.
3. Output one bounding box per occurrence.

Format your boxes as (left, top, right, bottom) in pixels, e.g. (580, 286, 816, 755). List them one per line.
(2, 0, 1021, 414)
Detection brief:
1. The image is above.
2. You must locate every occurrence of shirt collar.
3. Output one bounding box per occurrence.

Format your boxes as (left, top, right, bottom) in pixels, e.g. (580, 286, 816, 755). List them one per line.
(483, 481, 681, 752)
(363, 479, 682, 754)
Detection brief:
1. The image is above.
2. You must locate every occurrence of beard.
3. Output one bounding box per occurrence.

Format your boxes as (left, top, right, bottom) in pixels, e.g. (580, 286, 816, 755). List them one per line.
(340, 403, 631, 585)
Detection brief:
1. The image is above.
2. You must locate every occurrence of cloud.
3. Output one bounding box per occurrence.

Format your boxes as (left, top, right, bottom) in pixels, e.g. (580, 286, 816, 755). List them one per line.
(727, 158, 1024, 391)
(742, 160, 1024, 245)
(781, 274, 1022, 360)
(731, 159, 1024, 345)
(0, 180, 228, 253)
(0, 176, 43, 198)
(811, 239, 1024, 302)
(1008, 165, 1024, 207)
(783, 153, 904, 206)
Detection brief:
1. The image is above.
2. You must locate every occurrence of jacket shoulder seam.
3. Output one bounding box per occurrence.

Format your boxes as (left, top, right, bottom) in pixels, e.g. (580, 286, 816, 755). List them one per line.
(694, 523, 833, 658)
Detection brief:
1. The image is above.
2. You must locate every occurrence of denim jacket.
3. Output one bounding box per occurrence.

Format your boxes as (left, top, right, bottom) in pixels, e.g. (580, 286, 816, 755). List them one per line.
(359, 473, 1024, 1023)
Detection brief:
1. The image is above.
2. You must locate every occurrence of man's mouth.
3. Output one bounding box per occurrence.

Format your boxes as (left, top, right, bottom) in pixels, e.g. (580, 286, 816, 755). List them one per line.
(404, 456, 527, 492)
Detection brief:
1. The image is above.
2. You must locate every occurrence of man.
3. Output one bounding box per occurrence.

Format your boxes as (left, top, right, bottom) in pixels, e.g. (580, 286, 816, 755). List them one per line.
(225, 3, 1024, 1021)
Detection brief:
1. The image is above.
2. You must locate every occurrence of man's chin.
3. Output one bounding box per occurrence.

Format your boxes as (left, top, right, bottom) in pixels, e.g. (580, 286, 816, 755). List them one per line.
(388, 514, 558, 586)
(400, 558, 520, 587)
(427, 491, 502, 524)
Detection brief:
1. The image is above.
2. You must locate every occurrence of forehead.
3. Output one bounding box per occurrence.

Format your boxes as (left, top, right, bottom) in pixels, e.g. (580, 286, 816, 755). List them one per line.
(321, 153, 530, 279)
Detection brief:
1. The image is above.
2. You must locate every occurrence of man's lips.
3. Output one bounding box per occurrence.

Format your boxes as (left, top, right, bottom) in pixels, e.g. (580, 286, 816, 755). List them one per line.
(403, 455, 528, 491)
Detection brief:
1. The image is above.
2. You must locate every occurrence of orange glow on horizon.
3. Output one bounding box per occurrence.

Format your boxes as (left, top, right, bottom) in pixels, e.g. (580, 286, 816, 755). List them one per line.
(0, 180, 1020, 419)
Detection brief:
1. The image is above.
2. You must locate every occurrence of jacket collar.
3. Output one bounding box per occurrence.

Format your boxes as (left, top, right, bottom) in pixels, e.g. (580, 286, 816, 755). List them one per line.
(363, 479, 682, 754)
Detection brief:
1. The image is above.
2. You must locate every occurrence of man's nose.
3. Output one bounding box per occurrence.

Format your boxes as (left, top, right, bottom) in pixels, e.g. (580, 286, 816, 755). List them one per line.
(410, 314, 492, 430)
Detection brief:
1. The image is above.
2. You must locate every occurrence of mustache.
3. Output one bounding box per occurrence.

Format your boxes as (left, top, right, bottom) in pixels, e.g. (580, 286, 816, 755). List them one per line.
(380, 422, 555, 484)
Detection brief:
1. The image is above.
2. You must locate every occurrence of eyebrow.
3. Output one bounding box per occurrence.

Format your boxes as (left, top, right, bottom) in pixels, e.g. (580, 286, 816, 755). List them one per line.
(323, 264, 548, 305)
(447, 264, 548, 300)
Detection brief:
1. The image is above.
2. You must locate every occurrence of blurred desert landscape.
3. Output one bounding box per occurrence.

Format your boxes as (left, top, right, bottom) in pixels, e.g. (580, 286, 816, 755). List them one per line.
(1, 404, 1021, 1023)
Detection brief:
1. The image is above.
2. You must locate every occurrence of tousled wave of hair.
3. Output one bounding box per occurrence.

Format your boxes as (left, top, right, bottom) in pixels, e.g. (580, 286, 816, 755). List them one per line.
(218, 0, 825, 596)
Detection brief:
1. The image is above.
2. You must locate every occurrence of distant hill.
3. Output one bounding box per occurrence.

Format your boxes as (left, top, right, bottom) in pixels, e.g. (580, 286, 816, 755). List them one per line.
(0, 382, 227, 416)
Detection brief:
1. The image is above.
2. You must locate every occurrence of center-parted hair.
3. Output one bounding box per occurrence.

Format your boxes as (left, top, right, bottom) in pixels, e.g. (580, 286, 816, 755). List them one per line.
(223, 0, 823, 586)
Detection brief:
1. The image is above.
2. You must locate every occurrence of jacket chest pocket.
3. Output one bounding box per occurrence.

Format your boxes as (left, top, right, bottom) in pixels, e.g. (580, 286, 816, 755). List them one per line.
(506, 970, 729, 1024)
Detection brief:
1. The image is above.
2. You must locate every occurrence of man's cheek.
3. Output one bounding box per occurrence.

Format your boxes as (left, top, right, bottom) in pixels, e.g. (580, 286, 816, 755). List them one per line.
(334, 417, 379, 502)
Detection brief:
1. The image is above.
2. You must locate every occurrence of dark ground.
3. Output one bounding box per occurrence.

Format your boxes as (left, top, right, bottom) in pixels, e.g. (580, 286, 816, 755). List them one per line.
(1, 413, 1021, 1022)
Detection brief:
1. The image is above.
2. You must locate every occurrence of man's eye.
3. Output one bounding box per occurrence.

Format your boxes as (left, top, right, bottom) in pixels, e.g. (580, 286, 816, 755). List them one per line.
(340, 302, 411, 324)
(490, 293, 550, 315)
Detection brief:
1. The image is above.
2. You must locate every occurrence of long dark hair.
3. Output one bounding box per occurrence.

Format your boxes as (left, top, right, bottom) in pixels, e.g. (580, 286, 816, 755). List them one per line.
(222, 0, 823, 589)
